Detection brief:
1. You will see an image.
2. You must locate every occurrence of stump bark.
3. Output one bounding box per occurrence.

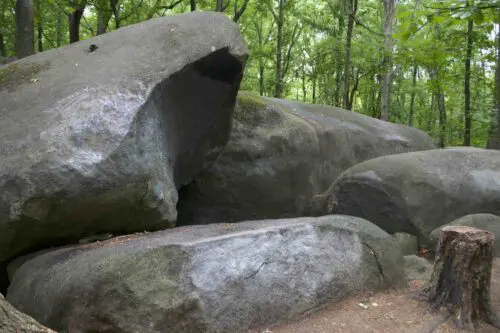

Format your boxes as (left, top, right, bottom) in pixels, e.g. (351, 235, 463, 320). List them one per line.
(0, 294, 56, 333)
(422, 225, 500, 330)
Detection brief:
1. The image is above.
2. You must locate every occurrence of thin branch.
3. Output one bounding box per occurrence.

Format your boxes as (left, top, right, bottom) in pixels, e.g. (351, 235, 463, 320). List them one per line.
(41, 29, 56, 49)
(353, 15, 383, 37)
(120, 0, 145, 22)
(283, 23, 302, 76)
(233, 0, 250, 22)
(267, 0, 278, 21)
(81, 15, 95, 36)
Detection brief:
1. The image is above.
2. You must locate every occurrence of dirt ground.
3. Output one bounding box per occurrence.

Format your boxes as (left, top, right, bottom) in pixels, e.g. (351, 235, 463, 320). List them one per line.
(252, 259, 500, 333)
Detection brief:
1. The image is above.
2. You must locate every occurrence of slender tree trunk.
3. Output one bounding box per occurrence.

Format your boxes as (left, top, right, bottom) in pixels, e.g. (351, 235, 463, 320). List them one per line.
(302, 71, 306, 102)
(464, 15, 474, 146)
(496, 26, 499, 133)
(15, 0, 34, 58)
(111, 0, 121, 29)
(312, 76, 317, 104)
(191, 0, 196, 11)
(408, 65, 418, 126)
(0, 0, 7, 56)
(380, 0, 396, 121)
(55, 9, 63, 47)
(35, 0, 42, 52)
(342, 0, 358, 110)
(259, 63, 265, 96)
(233, 0, 250, 22)
(274, 0, 285, 98)
(487, 25, 500, 148)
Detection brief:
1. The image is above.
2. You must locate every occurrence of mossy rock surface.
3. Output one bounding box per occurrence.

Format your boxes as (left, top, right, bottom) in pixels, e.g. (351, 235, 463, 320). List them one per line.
(177, 92, 436, 226)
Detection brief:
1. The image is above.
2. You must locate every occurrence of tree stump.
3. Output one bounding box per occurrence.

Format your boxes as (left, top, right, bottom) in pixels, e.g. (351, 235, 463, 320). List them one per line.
(422, 225, 500, 330)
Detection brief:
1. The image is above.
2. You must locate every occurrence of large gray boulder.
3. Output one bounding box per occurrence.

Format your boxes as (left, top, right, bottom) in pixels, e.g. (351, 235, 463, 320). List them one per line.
(0, 12, 247, 262)
(176, 92, 435, 225)
(429, 214, 500, 255)
(0, 294, 56, 333)
(7, 215, 405, 333)
(320, 147, 500, 244)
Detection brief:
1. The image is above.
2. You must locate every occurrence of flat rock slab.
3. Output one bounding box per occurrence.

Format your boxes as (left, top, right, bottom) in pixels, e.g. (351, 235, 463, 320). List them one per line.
(176, 92, 436, 225)
(0, 12, 247, 262)
(7, 215, 405, 333)
(319, 147, 500, 245)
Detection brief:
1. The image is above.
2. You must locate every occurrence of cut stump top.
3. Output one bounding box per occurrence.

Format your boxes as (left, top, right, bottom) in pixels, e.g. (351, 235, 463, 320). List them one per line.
(441, 225, 495, 244)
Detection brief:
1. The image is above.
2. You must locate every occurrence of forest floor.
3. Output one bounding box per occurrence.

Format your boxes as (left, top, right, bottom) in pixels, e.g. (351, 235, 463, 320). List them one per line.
(251, 258, 500, 333)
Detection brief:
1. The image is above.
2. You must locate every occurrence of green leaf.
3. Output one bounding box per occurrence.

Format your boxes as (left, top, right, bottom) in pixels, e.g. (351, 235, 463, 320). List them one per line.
(473, 11, 484, 25)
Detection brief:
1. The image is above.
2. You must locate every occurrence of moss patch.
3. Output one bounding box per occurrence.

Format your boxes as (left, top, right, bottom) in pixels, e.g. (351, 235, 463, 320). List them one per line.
(0, 61, 50, 92)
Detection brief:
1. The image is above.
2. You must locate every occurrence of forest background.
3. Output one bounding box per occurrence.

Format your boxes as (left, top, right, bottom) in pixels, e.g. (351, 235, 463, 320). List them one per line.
(1, 0, 499, 147)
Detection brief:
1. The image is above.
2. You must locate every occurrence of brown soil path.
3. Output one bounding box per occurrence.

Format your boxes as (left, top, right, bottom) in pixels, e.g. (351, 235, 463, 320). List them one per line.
(251, 259, 500, 333)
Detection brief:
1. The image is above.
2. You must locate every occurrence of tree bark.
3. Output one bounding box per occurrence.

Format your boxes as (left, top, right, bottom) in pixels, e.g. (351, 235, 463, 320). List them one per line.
(15, 0, 34, 59)
(421, 226, 500, 330)
(380, 0, 395, 121)
(0, 0, 7, 56)
(68, 1, 84, 43)
(342, 0, 358, 110)
(408, 65, 418, 127)
(0, 294, 56, 333)
(215, 0, 224, 12)
(35, 0, 41, 52)
(96, 0, 112, 35)
(55, 8, 63, 47)
(488, 24, 500, 149)
(272, 0, 285, 98)
(464, 14, 473, 146)
(312, 76, 316, 104)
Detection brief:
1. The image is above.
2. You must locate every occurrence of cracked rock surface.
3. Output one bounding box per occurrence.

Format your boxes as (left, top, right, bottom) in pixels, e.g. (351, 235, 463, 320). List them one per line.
(0, 12, 247, 263)
(7, 215, 405, 333)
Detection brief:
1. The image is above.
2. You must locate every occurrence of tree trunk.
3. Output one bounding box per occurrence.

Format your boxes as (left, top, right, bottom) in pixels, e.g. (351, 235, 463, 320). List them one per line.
(488, 24, 500, 149)
(464, 15, 473, 146)
(421, 226, 500, 330)
(312, 76, 316, 104)
(342, 0, 357, 110)
(15, 0, 34, 59)
(111, 0, 120, 29)
(0, 294, 56, 333)
(302, 71, 306, 102)
(437, 85, 446, 148)
(273, 0, 285, 98)
(380, 0, 396, 121)
(408, 65, 418, 126)
(191, 0, 196, 11)
(215, 0, 224, 12)
(97, 0, 112, 35)
(68, 1, 84, 44)
(35, 0, 42, 52)
(0, 0, 7, 56)
(55, 9, 63, 47)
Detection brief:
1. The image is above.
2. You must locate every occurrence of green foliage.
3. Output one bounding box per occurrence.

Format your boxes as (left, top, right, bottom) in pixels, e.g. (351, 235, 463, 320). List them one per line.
(1, 0, 498, 147)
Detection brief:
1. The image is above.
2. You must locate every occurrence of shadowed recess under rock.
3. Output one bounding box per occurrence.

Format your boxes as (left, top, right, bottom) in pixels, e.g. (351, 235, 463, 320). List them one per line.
(0, 12, 248, 267)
